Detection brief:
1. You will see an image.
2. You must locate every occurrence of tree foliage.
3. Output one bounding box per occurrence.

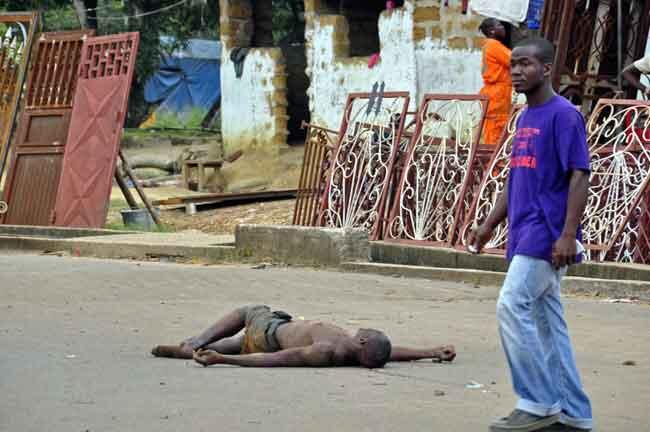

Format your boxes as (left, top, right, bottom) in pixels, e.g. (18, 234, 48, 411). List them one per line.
(1, 0, 220, 126)
(1, 0, 304, 127)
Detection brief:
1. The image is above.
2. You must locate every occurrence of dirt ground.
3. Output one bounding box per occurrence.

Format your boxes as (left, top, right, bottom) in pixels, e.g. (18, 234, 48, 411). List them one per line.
(2, 253, 649, 432)
(158, 199, 296, 234)
(107, 142, 303, 233)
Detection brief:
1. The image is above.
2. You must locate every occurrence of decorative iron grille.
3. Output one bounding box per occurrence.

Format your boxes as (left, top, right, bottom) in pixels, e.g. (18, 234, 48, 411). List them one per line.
(582, 99, 650, 261)
(384, 95, 488, 246)
(318, 91, 410, 240)
(457, 105, 525, 252)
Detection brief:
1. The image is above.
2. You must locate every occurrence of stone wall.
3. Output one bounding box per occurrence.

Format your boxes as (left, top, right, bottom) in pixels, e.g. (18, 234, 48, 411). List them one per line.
(304, 0, 484, 131)
(414, 0, 483, 97)
(219, 0, 486, 151)
(304, 2, 418, 129)
(219, 0, 289, 155)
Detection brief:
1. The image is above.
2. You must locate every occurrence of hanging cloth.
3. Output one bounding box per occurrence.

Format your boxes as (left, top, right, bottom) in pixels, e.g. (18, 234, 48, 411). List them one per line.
(470, 0, 530, 23)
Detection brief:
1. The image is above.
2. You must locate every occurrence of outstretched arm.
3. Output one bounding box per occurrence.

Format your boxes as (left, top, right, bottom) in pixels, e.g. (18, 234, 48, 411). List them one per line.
(621, 64, 649, 96)
(193, 343, 335, 367)
(389, 345, 456, 362)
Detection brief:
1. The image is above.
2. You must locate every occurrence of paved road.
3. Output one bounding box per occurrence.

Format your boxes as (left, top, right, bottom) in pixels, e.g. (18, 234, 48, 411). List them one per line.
(1, 253, 648, 432)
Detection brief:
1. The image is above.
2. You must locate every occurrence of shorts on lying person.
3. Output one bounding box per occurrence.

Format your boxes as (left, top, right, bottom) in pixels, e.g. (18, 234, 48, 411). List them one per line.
(241, 305, 292, 354)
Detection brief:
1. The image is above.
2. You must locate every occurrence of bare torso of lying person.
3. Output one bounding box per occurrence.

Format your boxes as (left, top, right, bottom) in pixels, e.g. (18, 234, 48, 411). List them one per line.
(152, 305, 456, 368)
(276, 320, 349, 348)
(273, 320, 356, 365)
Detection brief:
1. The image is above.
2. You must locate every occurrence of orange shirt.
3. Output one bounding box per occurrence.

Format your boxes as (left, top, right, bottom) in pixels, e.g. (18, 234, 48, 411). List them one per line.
(480, 39, 513, 145)
(481, 39, 512, 87)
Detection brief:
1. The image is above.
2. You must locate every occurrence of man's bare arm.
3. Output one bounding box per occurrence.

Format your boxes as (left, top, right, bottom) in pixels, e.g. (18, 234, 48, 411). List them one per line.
(389, 345, 456, 362)
(621, 64, 649, 95)
(552, 169, 589, 268)
(193, 343, 335, 367)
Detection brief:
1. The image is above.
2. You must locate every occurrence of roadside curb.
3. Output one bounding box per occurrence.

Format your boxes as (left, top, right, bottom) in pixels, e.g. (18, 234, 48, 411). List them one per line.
(2, 224, 650, 301)
(0, 235, 238, 263)
(341, 262, 650, 301)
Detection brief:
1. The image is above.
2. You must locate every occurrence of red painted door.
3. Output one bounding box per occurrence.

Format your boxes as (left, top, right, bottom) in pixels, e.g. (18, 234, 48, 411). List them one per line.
(53, 32, 139, 228)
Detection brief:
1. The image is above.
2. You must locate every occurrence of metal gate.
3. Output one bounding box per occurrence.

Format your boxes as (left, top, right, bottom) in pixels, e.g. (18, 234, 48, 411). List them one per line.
(582, 99, 650, 262)
(53, 32, 139, 228)
(634, 185, 650, 264)
(461, 100, 650, 263)
(0, 30, 92, 225)
(541, 0, 650, 110)
(458, 105, 525, 254)
(292, 122, 337, 226)
(318, 91, 410, 240)
(384, 95, 488, 247)
(0, 12, 38, 182)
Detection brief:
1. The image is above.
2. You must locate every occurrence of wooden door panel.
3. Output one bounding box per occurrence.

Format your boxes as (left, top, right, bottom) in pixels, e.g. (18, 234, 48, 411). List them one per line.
(0, 30, 91, 225)
(2, 152, 63, 225)
(54, 32, 139, 228)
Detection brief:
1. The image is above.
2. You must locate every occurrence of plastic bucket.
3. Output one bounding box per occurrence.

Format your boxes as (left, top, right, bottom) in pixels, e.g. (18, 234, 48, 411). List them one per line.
(120, 208, 159, 231)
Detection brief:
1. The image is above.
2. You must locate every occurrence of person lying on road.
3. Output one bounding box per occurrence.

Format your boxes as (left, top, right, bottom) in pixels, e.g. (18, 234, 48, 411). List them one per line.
(151, 305, 456, 369)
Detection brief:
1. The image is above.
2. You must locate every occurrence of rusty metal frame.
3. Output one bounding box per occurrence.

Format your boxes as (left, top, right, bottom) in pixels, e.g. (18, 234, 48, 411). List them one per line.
(292, 121, 338, 226)
(383, 94, 489, 247)
(541, 0, 650, 109)
(457, 105, 525, 254)
(318, 91, 410, 240)
(378, 111, 418, 240)
(0, 11, 38, 182)
(633, 183, 650, 264)
(461, 99, 650, 263)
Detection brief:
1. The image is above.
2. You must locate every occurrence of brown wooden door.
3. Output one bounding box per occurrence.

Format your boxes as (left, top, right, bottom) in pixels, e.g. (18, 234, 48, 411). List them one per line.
(53, 32, 139, 228)
(0, 30, 93, 225)
(1, 109, 70, 225)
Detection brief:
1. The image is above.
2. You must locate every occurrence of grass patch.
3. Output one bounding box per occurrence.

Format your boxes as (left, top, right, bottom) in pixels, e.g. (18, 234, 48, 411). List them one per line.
(122, 128, 220, 139)
(152, 108, 208, 129)
(106, 198, 176, 232)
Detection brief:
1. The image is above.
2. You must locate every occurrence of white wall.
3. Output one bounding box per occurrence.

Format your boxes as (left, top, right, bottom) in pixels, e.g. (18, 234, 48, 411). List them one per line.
(415, 39, 482, 98)
(220, 48, 283, 154)
(306, 6, 418, 130)
(306, 2, 482, 131)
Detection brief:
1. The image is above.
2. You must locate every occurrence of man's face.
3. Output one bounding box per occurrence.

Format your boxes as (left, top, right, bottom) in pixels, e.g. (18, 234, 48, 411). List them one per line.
(491, 22, 506, 40)
(510, 45, 550, 94)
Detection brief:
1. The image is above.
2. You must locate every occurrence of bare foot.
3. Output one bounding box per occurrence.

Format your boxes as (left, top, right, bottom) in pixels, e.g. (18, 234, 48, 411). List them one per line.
(431, 345, 456, 363)
(151, 342, 194, 359)
(193, 349, 223, 367)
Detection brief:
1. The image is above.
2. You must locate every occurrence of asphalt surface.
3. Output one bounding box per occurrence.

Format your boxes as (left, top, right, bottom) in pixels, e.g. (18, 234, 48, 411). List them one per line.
(1, 253, 648, 431)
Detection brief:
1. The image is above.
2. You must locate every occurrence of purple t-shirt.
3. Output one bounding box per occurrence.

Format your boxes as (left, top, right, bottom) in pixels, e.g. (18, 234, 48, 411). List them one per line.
(506, 95, 590, 262)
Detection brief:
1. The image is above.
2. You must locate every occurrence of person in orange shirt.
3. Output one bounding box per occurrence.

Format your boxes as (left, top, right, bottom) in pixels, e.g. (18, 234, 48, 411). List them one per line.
(479, 18, 513, 146)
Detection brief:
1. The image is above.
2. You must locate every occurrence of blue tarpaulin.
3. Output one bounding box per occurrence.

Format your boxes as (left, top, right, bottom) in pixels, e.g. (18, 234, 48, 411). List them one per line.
(143, 38, 221, 125)
(526, 0, 545, 30)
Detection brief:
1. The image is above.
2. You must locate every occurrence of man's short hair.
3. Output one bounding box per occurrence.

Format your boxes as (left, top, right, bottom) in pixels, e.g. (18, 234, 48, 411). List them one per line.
(515, 37, 555, 64)
(360, 329, 392, 369)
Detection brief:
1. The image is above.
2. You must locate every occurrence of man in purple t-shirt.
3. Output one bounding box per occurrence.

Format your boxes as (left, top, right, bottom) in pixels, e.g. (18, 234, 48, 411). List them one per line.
(469, 38, 593, 432)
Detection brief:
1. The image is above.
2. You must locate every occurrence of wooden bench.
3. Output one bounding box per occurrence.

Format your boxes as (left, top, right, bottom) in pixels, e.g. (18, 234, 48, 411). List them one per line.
(182, 159, 223, 191)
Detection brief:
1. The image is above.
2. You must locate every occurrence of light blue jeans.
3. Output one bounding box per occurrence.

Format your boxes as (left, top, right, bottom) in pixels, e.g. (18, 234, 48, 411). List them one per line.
(497, 255, 593, 429)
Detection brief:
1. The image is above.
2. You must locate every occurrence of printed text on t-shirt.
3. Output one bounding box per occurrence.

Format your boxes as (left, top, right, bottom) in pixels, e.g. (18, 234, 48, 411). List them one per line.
(511, 127, 539, 169)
